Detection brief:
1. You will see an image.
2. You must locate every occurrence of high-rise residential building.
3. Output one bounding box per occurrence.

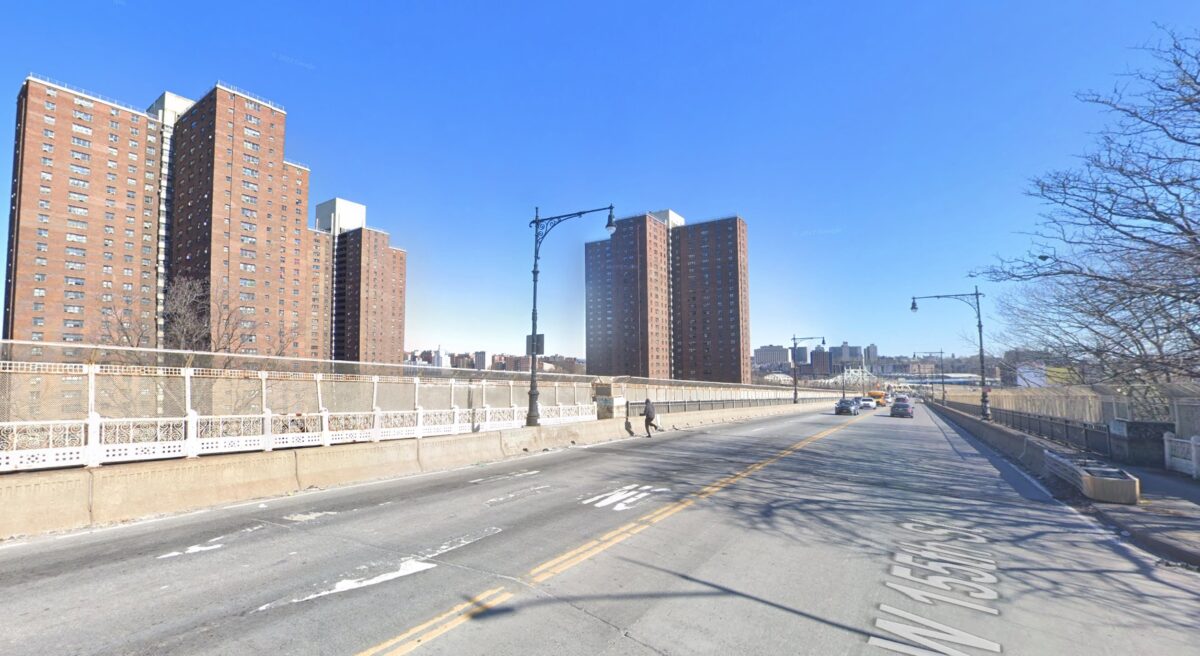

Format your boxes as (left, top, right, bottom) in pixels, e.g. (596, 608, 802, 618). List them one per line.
(583, 239, 613, 375)
(473, 351, 487, 370)
(671, 217, 750, 383)
(585, 212, 672, 378)
(168, 83, 331, 358)
(5, 76, 167, 347)
(318, 198, 406, 364)
(584, 211, 750, 384)
(6, 75, 407, 364)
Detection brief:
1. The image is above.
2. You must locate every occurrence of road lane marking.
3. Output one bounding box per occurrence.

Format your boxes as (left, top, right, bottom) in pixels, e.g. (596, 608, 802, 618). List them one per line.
(469, 470, 540, 484)
(526, 414, 871, 583)
(868, 520, 1004, 654)
(362, 414, 868, 654)
(355, 587, 508, 656)
(581, 484, 670, 511)
(484, 485, 551, 507)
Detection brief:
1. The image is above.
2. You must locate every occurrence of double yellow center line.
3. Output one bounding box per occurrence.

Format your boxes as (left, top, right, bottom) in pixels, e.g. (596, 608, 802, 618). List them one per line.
(356, 414, 867, 656)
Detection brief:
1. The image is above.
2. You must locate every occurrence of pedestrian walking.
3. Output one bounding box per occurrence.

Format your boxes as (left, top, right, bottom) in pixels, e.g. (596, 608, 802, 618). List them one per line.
(643, 398, 661, 437)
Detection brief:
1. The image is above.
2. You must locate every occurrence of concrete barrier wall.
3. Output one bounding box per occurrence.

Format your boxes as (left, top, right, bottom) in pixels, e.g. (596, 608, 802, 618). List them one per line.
(929, 402, 1050, 475)
(89, 452, 300, 525)
(296, 441, 421, 489)
(0, 469, 92, 536)
(1, 400, 830, 540)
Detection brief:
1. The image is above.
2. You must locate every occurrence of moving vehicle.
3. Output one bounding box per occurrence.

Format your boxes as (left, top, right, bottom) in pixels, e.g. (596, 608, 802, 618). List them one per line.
(867, 390, 887, 406)
(835, 399, 859, 415)
(859, 397, 876, 409)
(890, 402, 914, 418)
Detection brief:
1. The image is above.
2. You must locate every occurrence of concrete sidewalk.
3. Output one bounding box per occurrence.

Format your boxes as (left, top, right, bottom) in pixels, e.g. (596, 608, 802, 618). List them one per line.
(1092, 464, 1200, 567)
(929, 402, 1200, 567)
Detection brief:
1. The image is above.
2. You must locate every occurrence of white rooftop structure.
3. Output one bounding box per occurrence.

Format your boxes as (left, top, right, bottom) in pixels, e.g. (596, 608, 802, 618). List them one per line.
(316, 198, 368, 235)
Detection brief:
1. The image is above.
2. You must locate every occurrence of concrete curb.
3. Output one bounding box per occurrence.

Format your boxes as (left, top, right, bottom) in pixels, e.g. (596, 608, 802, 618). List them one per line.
(1090, 504, 1200, 568)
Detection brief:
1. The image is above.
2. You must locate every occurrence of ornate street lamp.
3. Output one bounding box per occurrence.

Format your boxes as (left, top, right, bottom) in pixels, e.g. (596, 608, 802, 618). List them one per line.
(526, 205, 615, 427)
(790, 335, 824, 403)
(910, 286, 990, 420)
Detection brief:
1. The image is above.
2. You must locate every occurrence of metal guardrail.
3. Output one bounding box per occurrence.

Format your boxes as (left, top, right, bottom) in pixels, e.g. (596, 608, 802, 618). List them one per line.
(944, 400, 1113, 457)
(625, 396, 825, 417)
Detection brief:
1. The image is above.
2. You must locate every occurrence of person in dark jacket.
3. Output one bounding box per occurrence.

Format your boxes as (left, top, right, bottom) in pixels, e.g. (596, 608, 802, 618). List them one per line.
(643, 398, 661, 437)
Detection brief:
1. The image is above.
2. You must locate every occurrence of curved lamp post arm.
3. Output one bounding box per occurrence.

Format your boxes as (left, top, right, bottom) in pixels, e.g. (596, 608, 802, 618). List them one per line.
(910, 286, 990, 420)
(526, 205, 615, 427)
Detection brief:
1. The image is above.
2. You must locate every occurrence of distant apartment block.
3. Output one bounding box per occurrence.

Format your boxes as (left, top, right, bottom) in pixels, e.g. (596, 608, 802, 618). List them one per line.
(584, 210, 750, 383)
(319, 198, 406, 364)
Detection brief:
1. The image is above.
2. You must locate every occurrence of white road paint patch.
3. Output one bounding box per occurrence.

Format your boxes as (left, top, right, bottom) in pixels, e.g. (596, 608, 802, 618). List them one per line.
(292, 560, 438, 603)
(283, 511, 337, 523)
(485, 485, 551, 507)
(157, 542, 224, 559)
(255, 527, 503, 612)
(582, 484, 669, 511)
(469, 470, 540, 485)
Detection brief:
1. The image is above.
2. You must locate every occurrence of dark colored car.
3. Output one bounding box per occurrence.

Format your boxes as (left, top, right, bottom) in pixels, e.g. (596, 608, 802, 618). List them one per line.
(890, 402, 914, 418)
(835, 399, 859, 415)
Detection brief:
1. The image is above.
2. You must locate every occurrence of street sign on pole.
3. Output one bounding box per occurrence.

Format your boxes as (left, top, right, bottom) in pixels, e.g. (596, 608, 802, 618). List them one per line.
(526, 333, 544, 356)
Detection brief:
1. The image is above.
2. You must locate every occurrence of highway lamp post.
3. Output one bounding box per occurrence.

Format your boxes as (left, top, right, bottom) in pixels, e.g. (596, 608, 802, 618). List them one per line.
(790, 335, 824, 403)
(526, 204, 616, 427)
(914, 350, 946, 404)
(910, 286, 990, 420)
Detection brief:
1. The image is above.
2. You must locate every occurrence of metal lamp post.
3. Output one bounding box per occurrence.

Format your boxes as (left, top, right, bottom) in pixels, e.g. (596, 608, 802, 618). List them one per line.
(790, 335, 824, 403)
(527, 204, 615, 427)
(914, 350, 946, 404)
(910, 286, 990, 420)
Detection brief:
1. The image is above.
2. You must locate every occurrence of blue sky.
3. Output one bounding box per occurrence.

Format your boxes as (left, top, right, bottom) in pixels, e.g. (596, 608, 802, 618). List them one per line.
(3, 1, 1198, 359)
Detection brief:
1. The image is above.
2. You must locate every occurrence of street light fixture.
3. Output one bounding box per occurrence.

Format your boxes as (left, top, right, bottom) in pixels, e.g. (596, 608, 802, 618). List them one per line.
(790, 335, 824, 404)
(909, 285, 990, 420)
(526, 204, 615, 427)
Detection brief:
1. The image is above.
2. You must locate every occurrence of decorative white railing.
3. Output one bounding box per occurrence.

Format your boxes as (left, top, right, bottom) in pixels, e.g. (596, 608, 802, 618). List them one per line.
(99, 417, 187, 463)
(0, 420, 88, 472)
(1163, 433, 1200, 479)
(0, 403, 599, 472)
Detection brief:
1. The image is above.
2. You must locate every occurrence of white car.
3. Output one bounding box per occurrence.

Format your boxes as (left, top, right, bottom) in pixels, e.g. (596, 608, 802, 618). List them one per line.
(859, 398, 876, 409)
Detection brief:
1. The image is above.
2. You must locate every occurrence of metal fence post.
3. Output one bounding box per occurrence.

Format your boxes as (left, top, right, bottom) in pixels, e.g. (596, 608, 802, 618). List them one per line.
(262, 409, 274, 452)
(260, 371, 272, 451)
(372, 406, 383, 442)
(320, 409, 331, 447)
(416, 406, 424, 438)
(185, 409, 200, 458)
(84, 364, 102, 467)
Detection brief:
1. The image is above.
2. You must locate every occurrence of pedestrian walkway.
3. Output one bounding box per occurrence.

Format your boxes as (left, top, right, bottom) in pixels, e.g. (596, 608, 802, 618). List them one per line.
(1093, 464, 1200, 567)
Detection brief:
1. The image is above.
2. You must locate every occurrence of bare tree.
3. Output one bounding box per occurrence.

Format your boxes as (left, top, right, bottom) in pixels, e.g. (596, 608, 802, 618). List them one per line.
(985, 29, 1200, 386)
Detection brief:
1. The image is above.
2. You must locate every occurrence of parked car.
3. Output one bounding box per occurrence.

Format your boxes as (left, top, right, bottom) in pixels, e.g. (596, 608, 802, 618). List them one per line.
(835, 398, 859, 415)
(890, 402, 914, 418)
(859, 397, 876, 409)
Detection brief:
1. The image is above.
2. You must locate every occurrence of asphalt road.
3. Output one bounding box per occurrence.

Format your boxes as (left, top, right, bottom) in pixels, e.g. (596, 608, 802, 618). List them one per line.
(1, 404, 1197, 655)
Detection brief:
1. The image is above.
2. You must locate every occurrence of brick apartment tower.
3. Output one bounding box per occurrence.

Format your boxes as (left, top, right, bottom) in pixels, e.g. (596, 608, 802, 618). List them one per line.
(670, 216, 750, 383)
(317, 198, 406, 364)
(4, 77, 166, 346)
(584, 213, 672, 378)
(168, 84, 330, 358)
(584, 211, 749, 383)
(583, 239, 613, 374)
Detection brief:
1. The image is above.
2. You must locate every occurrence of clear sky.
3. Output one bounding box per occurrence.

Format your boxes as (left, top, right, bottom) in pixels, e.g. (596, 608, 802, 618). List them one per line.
(2, 1, 1198, 360)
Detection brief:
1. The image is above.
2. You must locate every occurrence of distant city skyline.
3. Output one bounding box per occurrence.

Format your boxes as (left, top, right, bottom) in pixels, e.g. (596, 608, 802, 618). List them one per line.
(2, 3, 1199, 359)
